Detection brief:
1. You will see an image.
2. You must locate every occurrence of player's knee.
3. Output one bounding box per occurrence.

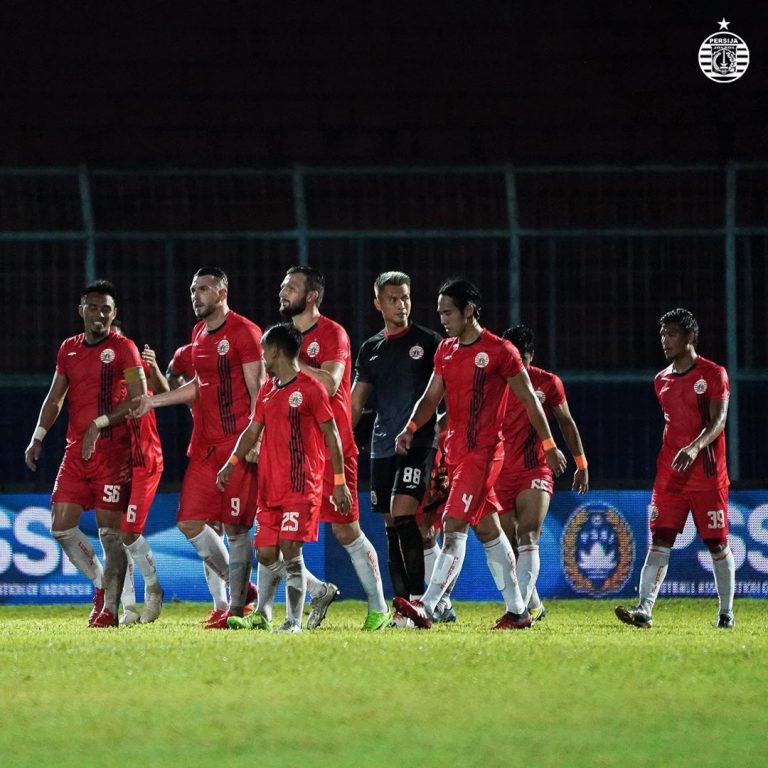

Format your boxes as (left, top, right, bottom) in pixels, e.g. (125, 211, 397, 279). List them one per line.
(121, 531, 139, 546)
(703, 537, 728, 554)
(332, 521, 360, 545)
(178, 519, 204, 539)
(517, 528, 541, 546)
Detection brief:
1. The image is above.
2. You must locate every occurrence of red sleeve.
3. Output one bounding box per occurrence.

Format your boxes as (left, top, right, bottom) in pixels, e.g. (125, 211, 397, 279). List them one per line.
(172, 345, 195, 379)
(236, 320, 263, 365)
(323, 322, 349, 365)
(654, 375, 663, 406)
(252, 380, 271, 424)
(708, 365, 730, 401)
(119, 337, 142, 371)
(55, 341, 68, 377)
(433, 342, 446, 377)
(547, 373, 566, 409)
(499, 339, 524, 379)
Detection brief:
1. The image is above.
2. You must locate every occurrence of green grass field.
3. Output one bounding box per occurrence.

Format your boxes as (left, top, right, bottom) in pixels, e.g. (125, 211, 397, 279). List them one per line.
(1, 599, 766, 768)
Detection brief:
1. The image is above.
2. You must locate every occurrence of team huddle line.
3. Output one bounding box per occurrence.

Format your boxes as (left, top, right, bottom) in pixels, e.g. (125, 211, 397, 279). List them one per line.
(24, 267, 735, 632)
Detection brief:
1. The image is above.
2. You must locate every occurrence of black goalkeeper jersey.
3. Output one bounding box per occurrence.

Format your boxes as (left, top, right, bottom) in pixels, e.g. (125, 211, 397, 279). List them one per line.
(354, 323, 442, 458)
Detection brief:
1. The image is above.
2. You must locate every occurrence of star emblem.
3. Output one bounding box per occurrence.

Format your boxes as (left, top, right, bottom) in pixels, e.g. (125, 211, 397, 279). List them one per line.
(717, 18, 730, 30)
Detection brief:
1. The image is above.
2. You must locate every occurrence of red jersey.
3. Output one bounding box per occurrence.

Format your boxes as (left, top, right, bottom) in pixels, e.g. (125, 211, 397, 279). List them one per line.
(190, 311, 263, 449)
(434, 329, 524, 463)
(127, 361, 163, 473)
(654, 355, 730, 492)
(55, 331, 141, 453)
(253, 371, 334, 509)
(502, 365, 565, 472)
(299, 315, 358, 457)
(171, 343, 195, 380)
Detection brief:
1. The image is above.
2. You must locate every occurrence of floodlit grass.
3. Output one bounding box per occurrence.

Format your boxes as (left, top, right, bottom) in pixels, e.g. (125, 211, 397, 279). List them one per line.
(1, 599, 766, 768)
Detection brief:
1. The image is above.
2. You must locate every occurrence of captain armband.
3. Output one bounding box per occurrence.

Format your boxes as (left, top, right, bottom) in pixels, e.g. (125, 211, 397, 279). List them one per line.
(124, 366, 147, 384)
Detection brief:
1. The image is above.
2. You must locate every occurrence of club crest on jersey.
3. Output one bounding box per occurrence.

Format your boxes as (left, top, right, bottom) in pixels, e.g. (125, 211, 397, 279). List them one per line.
(288, 391, 303, 408)
(217, 340, 230, 356)
(535, 389, 546, 404)
(474, 352, 489, 368)
(409, 345, 425, 360)
(307, 341, 320, 358)
(370, 490, 378, 507)
(561, 504, 635, 597)
(100, 348, 115, 364)
(694, 378, 707, 394)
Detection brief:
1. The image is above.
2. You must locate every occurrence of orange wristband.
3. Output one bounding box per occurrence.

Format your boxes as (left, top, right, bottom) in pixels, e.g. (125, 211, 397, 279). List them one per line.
(541, 438, 556, 452)
(227, 455, 240, 466)
(406, 420, 418, 433)
(334, 473, 346, 485)
(574, 454, 588, 470)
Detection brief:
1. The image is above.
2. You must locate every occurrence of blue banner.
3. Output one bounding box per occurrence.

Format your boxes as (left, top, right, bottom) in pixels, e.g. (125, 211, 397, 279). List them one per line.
(2, 491, 767, 604)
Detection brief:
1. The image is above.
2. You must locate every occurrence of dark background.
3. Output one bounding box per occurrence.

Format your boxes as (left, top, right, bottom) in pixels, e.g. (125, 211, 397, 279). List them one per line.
(1, 1, 766, 166)
(1, 2, 765, 491)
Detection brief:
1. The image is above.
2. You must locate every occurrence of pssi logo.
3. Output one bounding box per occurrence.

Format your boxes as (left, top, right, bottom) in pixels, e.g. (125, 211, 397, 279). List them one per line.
(561, 504, 634, 596)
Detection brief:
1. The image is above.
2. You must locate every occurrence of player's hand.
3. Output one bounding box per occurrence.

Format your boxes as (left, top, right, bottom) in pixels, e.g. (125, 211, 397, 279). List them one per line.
(24, 440, 43, 471)
(672, 444, 699, 473)
(81, 421, 101, 461)
(332, 483, 353, 515)
(395, 429, 413, 456)
(245, 444, 260, 464)
(141, 344, 160, 371)
(572, 467, 589, 495)
(216, 463, 235, 491)
(129, 394, 153, 418)
(545, 447, 567, 477)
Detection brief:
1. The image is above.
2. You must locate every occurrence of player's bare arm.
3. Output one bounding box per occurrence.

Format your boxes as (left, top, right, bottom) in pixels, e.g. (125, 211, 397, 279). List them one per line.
(507, 369, 567, 476)
(216, 419, 264, 491)
(672, 398, 729, 473)
(142, 345, 170, 393)
(319, 418, 353, 513)
(395, 372, 445, 455)
(552, 400, 589, 494)
(82, 365, 148, 460)
(350, 380, 373, 428)
(299, 359, 344, 397)
(130, 376, 198, 417)
(24, 372, 69, 472)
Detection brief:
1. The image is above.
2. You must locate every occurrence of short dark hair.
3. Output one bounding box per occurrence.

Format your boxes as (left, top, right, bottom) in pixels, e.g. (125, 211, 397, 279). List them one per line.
(659, 307, 699, 345)
(81, 279, 117, 304)
(194, 266, 229, 288)
(262, 322, 303, 359)
(503, 325, 534, 357)
(438, 278, 481, 319)
(286, 266, 325, 306)
(374, 271, 411, 296)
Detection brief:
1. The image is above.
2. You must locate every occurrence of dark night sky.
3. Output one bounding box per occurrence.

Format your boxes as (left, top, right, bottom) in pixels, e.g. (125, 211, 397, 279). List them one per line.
(0, 1, 766, 166)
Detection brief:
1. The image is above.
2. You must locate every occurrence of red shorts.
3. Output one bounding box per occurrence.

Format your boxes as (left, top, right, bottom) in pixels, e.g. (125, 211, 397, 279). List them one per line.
(319, 453, 359, 524)
(443, 453, 503, 527)
(52, 445, 131, 513)
(495, 467, 554, 511)
(178, 443, 258, 527)
(255, 502, 320, 548)
(650, 485, 729, 544)
(122, 462, 163, 534)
